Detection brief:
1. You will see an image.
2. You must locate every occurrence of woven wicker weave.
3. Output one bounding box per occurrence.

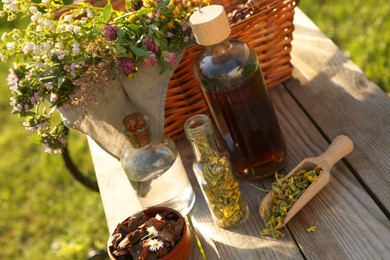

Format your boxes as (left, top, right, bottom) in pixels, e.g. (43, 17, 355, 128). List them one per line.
(95, 0, 296, 140)
(165, 0, 296, 140)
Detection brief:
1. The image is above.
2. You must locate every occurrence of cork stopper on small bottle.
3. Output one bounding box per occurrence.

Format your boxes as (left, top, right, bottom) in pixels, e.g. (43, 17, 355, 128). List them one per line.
(189, 5, 231, 46)
(122, 112, 151, 148)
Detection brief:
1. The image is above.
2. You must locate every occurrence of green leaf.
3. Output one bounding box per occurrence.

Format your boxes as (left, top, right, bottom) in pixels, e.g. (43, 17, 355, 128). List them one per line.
(93, 16, 106, 25)
(157, 0, 170, 9)
(15, 54, 23, 64)
(125, 0, 132, 11)
(58, 77, 65, 88)
(149, 24, 159, 32)
(103, 3, 113, 22)
(127, 24, 140, 31)
(117, 28, 126, 38)
(30, 135, 42, 144)
(159, 60, 173, 75)
(130, 46, 148, 57)
(115, 43, 127, 54)
(137, 8, 152, 16)
(154, 37, 168, 50)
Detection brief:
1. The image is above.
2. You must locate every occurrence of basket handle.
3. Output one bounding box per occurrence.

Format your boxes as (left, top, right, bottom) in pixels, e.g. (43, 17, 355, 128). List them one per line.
(229, 0, 270, 24)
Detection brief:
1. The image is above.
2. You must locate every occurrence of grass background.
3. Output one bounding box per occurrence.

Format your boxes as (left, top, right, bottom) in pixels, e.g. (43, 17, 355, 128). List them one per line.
(0, 0, 388, 259)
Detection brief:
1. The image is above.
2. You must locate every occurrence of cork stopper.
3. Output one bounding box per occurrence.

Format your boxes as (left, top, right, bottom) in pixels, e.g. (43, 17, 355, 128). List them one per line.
(189, 5, 231, 46)
(122, 113, 151, 148)
(122, 112, 145, 132)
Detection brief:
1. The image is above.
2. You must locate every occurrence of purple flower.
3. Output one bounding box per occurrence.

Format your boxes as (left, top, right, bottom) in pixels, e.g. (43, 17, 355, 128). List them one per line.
(182, 23, 189, 32)
(119, 58, 134, 75)
(7, 69, 19, 93)
(30, 92, 42, 105)
(9, 97, 16, 106)
(103, 25, 119, 41)
(142, 38, 158, 53)
(163, 52, 177, 67)
(144, 51, 157, 67)
(45, 82, 54, 90)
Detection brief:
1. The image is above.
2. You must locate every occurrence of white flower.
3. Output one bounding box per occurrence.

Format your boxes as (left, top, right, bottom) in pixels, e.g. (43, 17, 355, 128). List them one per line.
(29, 6, 37, 14)
(66, 24, 74, 32)
(6, 42, 15, 50)
(148, 239, 164, 252)
(42, 0, 50, 3)
(73, 25, 80, 34)
(23, 43, 35, 54)
(8, 3, 17, 11)
(55, 41, 64, 49)
(57, 53, 65, 60)
(146, 226, 158, 236)
(44, 19, 53, 27)
(72, 43, 80, 55)
(50, 93, 58, 103)
(33, 44, 41, 55)
(80, 18, 87, 25)
(42, 42, 51, 51)
(1, 32, 7, 41)
(64, 14, 73, 22)
(86, 8, 93, 18)
(31, 11, 42, 22)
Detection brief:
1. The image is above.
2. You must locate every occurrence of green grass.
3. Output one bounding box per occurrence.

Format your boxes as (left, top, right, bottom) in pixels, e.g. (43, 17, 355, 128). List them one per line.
(0, 1, 388, 259)
(0, 97, 109, 259)
(299, 0, 389, 93)
(0, 100, 109, 259)
(0, 10, 108, 260)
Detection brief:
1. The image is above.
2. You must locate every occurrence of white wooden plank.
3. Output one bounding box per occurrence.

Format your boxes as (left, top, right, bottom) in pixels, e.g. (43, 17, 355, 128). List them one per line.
(289, 8, 390, 212)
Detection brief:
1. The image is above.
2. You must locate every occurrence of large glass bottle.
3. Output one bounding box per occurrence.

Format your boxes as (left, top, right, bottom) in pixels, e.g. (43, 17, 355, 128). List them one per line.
(184, 114, 248, 228)
(190, 5, 287, 180)
(121, 112, 195, 216)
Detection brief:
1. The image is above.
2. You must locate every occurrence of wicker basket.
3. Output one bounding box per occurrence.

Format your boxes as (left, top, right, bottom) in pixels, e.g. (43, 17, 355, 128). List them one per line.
(95, 0, 296, 140)
(166, 0, 296, 140)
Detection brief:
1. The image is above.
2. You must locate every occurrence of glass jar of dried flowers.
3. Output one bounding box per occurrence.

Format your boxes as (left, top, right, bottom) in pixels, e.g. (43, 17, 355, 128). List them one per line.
(184, 114, 248, 228)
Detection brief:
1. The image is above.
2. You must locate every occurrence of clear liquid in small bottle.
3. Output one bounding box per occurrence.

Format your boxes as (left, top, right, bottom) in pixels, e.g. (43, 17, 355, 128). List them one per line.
(121, 113, 195, 215)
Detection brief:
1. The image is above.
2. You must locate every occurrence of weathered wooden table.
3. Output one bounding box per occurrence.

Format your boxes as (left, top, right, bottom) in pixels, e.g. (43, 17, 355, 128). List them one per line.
(88, 8, 390, 259)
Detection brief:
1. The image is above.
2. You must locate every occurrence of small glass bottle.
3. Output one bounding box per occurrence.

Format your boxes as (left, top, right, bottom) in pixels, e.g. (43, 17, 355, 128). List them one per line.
(184, 114, 248, 228)
(190, 5, 287, 180)
(121, 112, 195, 216)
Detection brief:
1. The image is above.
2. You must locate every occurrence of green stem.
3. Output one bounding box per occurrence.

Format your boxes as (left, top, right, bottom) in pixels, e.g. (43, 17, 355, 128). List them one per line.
(250, 184, 271, 193)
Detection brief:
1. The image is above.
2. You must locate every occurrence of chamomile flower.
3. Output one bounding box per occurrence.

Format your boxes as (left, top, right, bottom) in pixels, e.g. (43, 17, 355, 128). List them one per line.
(146, 226, 158, 236)
(148, 239, 163, 252)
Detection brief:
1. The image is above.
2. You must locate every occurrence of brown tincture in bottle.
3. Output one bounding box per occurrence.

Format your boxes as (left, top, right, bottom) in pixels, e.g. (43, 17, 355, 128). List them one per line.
(190, 5, 286, 180)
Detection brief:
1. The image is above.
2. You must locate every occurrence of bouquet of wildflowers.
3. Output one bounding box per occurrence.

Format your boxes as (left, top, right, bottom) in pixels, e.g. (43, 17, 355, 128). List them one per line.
(0, 0, 209, 153)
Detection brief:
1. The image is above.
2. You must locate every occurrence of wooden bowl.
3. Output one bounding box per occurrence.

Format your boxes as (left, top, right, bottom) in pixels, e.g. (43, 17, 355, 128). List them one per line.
(107, 207, 192, 259)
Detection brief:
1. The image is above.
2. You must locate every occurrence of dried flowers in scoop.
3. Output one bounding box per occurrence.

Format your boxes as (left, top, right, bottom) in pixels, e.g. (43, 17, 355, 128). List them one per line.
(259, 165, 323, 238)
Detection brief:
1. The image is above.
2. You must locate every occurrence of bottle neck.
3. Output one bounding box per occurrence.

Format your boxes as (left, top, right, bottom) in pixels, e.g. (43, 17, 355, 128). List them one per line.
(206, 39, 231, 56)
(124, 118, 152, 148)
(184, 114, 220, 163)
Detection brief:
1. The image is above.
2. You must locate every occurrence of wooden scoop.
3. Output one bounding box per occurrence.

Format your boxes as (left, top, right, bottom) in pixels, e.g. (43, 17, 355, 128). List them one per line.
(259, 135, 354, 227)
